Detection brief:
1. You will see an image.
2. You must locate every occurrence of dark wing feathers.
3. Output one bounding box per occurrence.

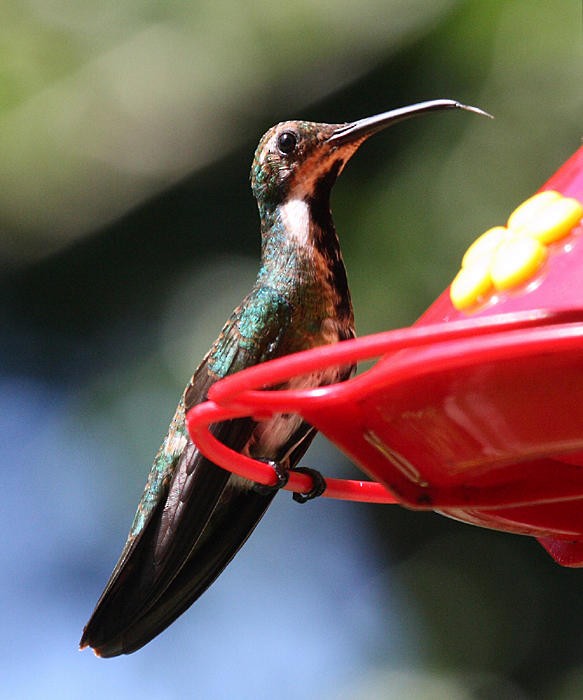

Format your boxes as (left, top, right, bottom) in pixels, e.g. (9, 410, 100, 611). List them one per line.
(81, 294, 316, 656)
(80, 358, 263, 654)
(98, 486, 277, 656)
(111, 423, 319, 656)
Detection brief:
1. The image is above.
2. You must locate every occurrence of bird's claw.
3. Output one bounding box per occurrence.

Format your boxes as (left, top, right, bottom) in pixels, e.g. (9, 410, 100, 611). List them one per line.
(291, 467, 327, 503)
(252, 462, 326, 502)
(253, 460, 289, 496)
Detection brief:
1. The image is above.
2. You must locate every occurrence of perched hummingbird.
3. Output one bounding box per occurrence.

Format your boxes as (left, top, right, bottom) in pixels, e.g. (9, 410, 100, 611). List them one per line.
(81, 99, 487, 657)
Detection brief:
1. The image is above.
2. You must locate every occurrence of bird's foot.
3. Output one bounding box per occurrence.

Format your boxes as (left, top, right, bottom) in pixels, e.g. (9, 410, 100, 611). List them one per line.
(291, 467, 327, 504)
(253, 460, 289, 496)
(252, 462, 326, 502)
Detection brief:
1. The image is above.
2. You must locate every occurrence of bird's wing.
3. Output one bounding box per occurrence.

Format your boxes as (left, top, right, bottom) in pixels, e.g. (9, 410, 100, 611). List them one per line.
(80, 289, 316, 656)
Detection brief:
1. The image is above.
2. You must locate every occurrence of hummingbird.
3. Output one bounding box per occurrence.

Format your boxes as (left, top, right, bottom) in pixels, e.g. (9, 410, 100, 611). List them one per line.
(80, 99, 487, 657)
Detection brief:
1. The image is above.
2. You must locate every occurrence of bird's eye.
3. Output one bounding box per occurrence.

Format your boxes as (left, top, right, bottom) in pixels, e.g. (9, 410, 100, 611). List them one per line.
(277, 131, 298, 155)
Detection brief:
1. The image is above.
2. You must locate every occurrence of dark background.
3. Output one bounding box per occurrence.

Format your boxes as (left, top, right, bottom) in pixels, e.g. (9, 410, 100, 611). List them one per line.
(2, 1, 582, 697)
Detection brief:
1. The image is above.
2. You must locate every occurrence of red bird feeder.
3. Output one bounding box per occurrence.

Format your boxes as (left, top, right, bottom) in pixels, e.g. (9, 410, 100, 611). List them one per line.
(187, 146, 583, 567)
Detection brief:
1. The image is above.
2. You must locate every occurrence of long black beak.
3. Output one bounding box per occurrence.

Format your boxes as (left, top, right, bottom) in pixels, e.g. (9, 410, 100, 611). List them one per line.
(327, 99, 492, 145)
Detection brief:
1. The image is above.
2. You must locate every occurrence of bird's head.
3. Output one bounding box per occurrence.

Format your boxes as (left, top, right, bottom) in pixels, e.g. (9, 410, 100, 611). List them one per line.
(250, 100, 490, 210)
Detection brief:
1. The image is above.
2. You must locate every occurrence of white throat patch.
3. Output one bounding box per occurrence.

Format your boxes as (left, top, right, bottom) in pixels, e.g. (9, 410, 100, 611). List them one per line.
(279, 198, 311, 247)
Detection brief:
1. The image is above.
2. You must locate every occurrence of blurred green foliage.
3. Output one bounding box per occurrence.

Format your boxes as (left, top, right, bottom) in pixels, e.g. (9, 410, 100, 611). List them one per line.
(2, 0, 583, 697)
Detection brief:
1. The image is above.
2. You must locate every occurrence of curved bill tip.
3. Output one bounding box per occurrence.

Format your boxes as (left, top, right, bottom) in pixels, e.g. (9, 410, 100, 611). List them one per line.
(328, 99, 493, 145)
(457, 102, 494, 120)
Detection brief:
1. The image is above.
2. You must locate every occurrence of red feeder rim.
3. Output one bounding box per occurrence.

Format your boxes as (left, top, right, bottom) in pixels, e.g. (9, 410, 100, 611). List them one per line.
(187, 309, 573, 503)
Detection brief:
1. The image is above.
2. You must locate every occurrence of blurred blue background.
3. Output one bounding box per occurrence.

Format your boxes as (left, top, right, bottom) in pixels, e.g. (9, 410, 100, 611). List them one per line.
(1, 1, 583, 698)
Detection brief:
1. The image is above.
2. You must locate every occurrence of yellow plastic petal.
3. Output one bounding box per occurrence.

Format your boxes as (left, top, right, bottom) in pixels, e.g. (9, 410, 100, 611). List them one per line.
(450, 257, 493, 310)
(491, 236, 547, 291)
(507, 190, 562, 230)
(461, 226, 508, 269)
(516, 196, 583, 244)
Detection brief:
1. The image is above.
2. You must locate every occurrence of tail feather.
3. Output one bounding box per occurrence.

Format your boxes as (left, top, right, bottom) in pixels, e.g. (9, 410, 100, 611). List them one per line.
(80, 460, 232, 653)
(91, 485, 276, 657)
